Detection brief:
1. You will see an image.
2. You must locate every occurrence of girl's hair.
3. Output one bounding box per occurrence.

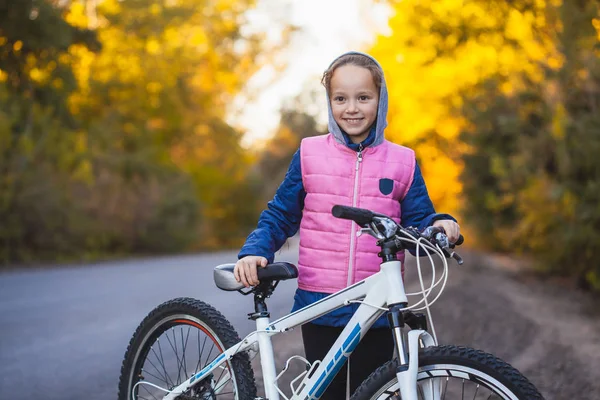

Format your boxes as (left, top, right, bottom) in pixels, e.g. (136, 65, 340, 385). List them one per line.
(321, 53, 383, 93)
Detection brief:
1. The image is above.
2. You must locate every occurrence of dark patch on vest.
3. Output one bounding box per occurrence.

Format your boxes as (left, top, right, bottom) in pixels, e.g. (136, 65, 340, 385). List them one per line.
(379, 178, 393, 195)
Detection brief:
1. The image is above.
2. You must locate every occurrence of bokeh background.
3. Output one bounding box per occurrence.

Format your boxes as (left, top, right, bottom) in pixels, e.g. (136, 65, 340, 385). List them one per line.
(2, 0, 599, 290)
(2, 1, 600, 399)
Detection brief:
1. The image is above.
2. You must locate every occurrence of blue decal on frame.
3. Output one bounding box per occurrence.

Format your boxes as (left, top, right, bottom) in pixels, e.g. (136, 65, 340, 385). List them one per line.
(192, 353, 226, 383)
(308, 323, 362, 399)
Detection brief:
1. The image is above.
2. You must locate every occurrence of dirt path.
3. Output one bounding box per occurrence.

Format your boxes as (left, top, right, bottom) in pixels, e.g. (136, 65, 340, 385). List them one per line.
(434, 251, 600, 400)
(253, 249, 600, 399)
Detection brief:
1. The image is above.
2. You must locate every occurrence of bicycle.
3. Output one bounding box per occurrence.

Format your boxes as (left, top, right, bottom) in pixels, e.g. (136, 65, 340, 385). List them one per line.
(117, 205, 544, 400)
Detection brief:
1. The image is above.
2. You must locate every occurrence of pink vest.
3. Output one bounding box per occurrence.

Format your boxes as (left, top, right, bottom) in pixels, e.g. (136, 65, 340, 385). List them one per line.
(298, 134, 416, 293)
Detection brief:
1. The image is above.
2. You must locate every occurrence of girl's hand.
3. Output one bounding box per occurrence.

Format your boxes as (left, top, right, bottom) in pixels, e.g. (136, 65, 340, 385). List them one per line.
(234, 256, 268, 287)
(432, 220, 461, 244)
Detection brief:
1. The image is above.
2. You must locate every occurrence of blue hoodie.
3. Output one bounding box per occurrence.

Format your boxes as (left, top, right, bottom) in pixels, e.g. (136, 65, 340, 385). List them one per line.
(239, 51, 455, 327)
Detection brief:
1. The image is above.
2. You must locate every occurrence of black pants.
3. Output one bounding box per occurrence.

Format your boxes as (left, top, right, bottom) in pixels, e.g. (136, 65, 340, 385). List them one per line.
(301, 322, 395, 399)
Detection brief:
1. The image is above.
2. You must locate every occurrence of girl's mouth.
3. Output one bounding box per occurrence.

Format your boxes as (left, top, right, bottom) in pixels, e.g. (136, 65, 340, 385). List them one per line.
(344, 118, 364, 125)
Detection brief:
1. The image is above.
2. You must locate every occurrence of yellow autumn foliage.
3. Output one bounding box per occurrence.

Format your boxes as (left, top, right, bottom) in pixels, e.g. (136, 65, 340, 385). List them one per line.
(370, 0, 562, 215)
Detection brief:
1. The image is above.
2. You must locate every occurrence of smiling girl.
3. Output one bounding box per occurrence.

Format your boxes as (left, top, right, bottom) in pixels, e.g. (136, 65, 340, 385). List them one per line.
(234, 52, 460, 399)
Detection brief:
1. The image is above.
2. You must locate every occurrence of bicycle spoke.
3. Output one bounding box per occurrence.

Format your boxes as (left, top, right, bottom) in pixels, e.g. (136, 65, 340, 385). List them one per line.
(215, 364, 229, 390)
(195, 333, 209, 373)
(156, 339, 175, 388)
(166, 328, 185, 384)
(172, 323, 231, 398)
(204, 342, 216, 369)
(147, 348, 170, 385)
(416, 376, 525, 400)
(143, 359, 171, 385)
(214, 384, 235, 396)
(213, 366, 232, 394)
(145, 369, 173, 387)
(172, 328, 184, 384)
(442, 378, 449, 400)
(180, 325, 191, 378)
(472, 384, 480, 400)
(140, 383, 161, 400)
(119, 301, 254, 400)
(417, 382, 425, 399)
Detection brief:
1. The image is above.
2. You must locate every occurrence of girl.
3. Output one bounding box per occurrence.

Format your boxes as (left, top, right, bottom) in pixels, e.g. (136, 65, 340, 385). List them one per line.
(234, 52, 460, 399)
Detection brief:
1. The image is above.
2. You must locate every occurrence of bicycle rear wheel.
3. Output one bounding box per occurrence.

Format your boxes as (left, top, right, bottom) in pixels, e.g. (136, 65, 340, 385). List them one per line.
(351, 345, 544, 400)
(118, 297, 256, 400)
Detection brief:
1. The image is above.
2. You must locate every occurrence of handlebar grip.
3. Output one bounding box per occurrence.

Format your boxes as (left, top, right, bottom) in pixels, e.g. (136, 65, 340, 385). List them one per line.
(455, 235, 464, 246)
(332, 205, 374, 226)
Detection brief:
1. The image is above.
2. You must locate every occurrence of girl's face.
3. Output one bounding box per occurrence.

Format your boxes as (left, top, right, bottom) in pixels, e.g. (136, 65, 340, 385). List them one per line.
(329, 64, 379, 144)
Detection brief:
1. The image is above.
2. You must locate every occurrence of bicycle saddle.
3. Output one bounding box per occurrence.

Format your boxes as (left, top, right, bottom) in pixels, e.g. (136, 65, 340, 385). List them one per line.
(213, 262, 299, 291)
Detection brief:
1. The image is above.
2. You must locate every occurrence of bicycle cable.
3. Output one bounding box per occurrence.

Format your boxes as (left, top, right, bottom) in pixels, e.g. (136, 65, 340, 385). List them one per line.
(395, 231, 449, 303)
(388, 229, 452, 345)
(132, 380, 171, 400)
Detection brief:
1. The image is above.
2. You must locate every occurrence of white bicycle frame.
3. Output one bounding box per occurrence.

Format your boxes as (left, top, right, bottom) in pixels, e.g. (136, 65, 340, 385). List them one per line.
(162, 258, 439, 400)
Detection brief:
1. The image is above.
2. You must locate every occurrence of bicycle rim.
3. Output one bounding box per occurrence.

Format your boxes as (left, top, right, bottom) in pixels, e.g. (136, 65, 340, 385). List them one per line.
(129, 314, 239, 399)
(352, 345, 543, 400)
(369, 364, 520, 399)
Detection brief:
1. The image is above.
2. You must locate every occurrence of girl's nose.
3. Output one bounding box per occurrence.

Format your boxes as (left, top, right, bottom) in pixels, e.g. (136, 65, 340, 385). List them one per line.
(346, 100, 358, 113)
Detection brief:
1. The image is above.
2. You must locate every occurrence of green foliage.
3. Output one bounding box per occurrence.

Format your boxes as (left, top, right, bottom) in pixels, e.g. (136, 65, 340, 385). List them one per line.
(0, 0, 274, 264)
(0, 0, 100, 263)
(460, 1, 600, 290)
(0, 0, 99, 118)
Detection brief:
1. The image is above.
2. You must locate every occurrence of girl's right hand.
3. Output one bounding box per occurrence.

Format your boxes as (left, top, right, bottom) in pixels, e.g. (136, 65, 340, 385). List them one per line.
(234, 256, 268, 287)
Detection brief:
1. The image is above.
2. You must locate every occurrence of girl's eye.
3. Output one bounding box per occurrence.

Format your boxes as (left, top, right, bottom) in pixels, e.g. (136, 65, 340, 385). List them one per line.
(334, 96, 345, 102)
(359, 95, 369, 101)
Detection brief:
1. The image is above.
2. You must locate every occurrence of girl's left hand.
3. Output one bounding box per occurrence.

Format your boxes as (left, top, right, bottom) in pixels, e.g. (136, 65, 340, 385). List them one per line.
(432, 220, 461, 244)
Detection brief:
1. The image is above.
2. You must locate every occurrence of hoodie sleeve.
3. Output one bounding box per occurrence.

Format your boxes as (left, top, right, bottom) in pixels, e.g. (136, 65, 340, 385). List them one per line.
(238, 149, 306, 263)
(400, 161, 456, 230)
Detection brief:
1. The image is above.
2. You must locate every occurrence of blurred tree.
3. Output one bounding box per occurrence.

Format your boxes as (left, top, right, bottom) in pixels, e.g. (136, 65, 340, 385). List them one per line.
(375, 0, 600, 289)
(65, 0, 267, 251)
(370, 0, 560, 214)
(0, 0, 282, 263)
(461, 0, 600, 289)
(255, 92, 325, 200)
(0, 0, 100, 261)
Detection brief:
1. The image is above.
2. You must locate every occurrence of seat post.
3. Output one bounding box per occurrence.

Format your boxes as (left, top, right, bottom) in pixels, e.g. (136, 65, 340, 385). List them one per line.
(248, 281, 273, 320)
(250, 286, 280, 400)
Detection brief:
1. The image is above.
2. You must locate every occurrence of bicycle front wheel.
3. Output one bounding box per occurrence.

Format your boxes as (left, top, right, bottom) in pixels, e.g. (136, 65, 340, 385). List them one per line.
(351, 345, 544, 400)
(118, 297, 256, 400)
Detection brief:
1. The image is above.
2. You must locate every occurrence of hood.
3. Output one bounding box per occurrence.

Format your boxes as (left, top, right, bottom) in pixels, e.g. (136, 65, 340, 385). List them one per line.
(325, 51, 388, 148)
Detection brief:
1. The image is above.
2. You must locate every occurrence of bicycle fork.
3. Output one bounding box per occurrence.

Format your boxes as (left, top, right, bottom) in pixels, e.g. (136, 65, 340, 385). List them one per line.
(388, 305, 439, 400)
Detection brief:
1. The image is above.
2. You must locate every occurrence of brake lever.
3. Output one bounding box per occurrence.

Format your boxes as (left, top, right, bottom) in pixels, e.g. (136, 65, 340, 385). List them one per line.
(436, 241, 464, 266)
(356, 227, 371, 238)
(357, 217, 398, 240)
(357, 227, 385, 240)
(450, 251, 464, 265)
(425, 229, 464, 265)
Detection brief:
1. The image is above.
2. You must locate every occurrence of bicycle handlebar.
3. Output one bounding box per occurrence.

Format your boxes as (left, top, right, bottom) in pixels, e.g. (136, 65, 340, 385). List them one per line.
(331, 205, 375, 227)
(331, 204, 464, 248)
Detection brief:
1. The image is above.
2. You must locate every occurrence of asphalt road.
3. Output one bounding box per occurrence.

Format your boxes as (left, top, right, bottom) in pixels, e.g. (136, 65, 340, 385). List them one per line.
(1, 242, 599, 400)
(0, 246, 300, 400)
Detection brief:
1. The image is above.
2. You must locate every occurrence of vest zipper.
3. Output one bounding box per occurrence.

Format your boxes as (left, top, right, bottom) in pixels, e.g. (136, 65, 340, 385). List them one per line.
(347, 144, 364, 286)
